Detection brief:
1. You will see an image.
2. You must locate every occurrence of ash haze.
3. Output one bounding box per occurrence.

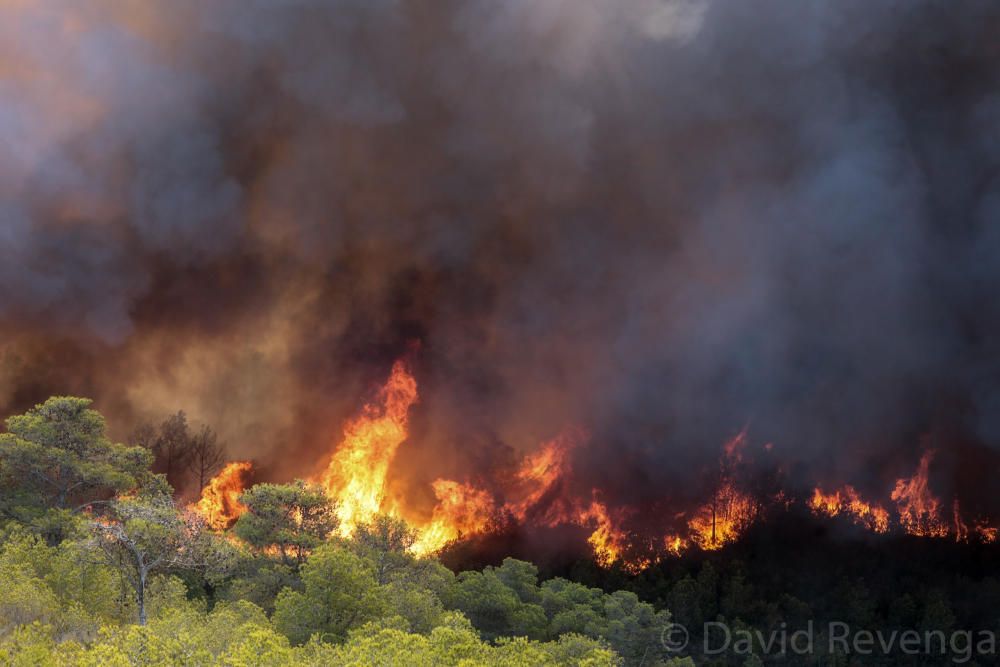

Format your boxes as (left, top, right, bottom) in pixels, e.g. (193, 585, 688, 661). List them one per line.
(1, 0, 999, 520)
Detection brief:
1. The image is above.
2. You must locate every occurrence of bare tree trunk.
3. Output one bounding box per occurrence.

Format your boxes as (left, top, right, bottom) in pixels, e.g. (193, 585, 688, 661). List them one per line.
(137, 568, 148, 626)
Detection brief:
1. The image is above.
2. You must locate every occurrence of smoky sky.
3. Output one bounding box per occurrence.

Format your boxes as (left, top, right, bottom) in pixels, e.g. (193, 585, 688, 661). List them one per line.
(1, 0, 999, 510)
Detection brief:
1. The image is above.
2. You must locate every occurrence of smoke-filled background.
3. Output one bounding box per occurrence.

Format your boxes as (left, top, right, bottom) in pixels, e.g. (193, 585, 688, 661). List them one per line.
(2, 0, 1000, 519)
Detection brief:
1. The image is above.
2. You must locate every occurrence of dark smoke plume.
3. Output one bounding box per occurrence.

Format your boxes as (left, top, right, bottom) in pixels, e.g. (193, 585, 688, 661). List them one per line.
(1, 1, 999, 520)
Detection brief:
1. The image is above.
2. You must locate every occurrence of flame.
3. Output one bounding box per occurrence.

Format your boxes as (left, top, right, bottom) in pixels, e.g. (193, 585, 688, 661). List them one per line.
(411, 479, 496, 556)
(976, 523, 998, 544)
(953, 499, 969, 543)
(809, 486, 890, 533)
(317, 360, 418, 537)
(891, 451, 948, 538)
(687, 432, 757, 551)
(576, 497, 627, 568)
(190, 461, 253, 530)
(193, 369, 1000, 571)
(508, 432, 578, 523)
(501, 432, 640, 569)
(688, 482, 756, 550)
(665, 535, 689, 557)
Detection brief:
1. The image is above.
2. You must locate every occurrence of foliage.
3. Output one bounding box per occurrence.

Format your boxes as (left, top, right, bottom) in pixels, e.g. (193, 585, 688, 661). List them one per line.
(217, 556, 299, 613)
(445, 557, 671, 663)
(272, 543, 387, 644)
(349, 513, 417, 584)
(85, 494, 231, 625)
(234, 480, 337, 569)
(0, 398, 640, 664)
(0, 397, 152, 537)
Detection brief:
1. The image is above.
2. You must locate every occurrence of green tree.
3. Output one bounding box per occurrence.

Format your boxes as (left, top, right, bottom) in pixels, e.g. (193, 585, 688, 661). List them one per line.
(85, 494, 226, 625)
(219, 557, 299, 614)
(668, 575, 703, 628)
(496, 557, 543, 605)
(445, 566, 548, 641)
(920, 589, 956, 633)
(234, 480, 337, 569)
(0, 398, 154, 546)
(350, 513, 417, 584)
(0, 397, 152, 516)
(272, 543, 387, 644)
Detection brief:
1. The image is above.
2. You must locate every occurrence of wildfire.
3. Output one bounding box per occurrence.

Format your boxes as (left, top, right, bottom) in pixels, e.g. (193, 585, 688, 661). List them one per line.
(688, 432, 757, 551)
(976, 524, 998, 544)
(189, 361, 1000, 571)
(891, 451, 948, 538)
(688, 483, 757, 550)
(411, 479, 496, 556)
(665, 535, 689, 557)
(190, 461, 253, 530)
(508, 432, 578, 524)
(806, 453, 1000, 543)
(577, 497, 627, 568)
(954, 499, 969, 543)
(317, 360, 418, 537)
(809, 486, 890, 533)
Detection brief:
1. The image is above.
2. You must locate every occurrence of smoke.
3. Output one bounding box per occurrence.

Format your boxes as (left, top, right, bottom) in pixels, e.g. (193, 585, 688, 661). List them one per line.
(1, 0, 999, 518)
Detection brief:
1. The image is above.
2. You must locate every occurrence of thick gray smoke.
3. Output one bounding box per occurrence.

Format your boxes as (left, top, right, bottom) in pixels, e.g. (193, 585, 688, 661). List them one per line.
(1, 0, 999, 514)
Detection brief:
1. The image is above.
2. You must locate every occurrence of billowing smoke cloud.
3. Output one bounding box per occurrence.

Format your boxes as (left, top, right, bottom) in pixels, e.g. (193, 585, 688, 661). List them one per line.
(1, 0, 999, 518)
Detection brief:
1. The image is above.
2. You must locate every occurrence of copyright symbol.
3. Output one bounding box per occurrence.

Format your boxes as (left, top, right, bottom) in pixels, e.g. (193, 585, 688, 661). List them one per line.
(661, 623, 689, 652)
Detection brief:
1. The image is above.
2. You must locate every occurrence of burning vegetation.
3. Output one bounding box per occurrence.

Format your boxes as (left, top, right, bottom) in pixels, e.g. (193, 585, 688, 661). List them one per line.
(189, 359, 1000, 572)
(191, 461, 254, 531)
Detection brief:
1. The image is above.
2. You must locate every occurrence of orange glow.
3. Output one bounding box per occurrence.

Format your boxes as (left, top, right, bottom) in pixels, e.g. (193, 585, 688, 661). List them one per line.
(508, 431, 577, 521)
(953, 499, 969, 543)
(198, 368, 1000, 571)
(190, 461, 253, 530)
(317, 360, 418, 537)
(976, 524, 998, 544)
(809, 486, 890, 533)
(665, 535, 689, 557)
(688, 482, 756, 551)
(687, 432, 757, 551)
(577, 497, 627, 568)
(411, 479, 496, 556)
(891, 451, 948, 538)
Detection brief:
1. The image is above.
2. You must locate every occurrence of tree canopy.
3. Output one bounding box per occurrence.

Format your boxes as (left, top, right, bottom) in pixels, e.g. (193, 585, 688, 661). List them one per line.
(233, 480, 337, 568)
(0, 397, 152, 540)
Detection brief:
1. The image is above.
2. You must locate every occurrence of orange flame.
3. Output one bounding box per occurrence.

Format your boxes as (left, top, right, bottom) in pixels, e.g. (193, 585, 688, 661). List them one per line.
(577, 498, 622, 567)
(196, 366, 1000, 571)
(190, 461, 253, 530)
(809, 486, 890, 533)
(508, 431, 577, 523)
(411, 480, 496, 556)
(502, 432, 640, 568)
(317, 360, 418, 537)
(891, 451, 948, 538)
(665, 535, 689, 557)
(687, 432, 757, 551)
(976, 523, 998, 544)
(688, 482, 756, 550)
(953, 499, 969, 543)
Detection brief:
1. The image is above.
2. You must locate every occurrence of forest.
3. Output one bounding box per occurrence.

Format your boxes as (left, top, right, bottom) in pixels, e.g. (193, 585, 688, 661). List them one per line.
(1, 397, 996, 666)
